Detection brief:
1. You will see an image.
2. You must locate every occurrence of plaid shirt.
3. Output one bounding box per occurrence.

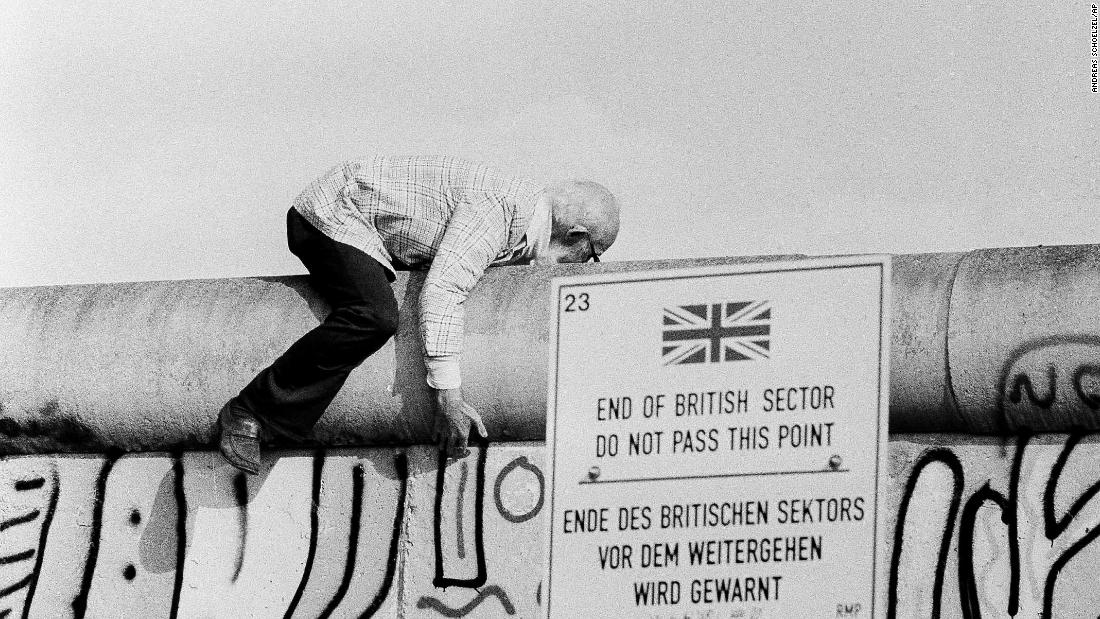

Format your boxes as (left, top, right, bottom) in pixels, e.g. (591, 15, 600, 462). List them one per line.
(291, 156, 544, 359)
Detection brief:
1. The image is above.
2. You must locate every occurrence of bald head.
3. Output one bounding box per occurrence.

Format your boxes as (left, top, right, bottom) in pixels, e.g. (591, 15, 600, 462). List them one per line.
(543, 180, 620, 264)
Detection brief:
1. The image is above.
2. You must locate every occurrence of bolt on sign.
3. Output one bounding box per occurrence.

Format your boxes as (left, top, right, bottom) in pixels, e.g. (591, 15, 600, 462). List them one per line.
(543, 257, 891, 618)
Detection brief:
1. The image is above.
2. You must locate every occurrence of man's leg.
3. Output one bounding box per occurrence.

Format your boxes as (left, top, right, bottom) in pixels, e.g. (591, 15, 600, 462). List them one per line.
(221, 209, 397, 469)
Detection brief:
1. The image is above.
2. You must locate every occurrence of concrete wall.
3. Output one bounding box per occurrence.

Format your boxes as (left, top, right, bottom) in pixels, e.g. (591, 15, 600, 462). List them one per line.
(4, 247, 1100, 616)
(0, 435, 1098, 618)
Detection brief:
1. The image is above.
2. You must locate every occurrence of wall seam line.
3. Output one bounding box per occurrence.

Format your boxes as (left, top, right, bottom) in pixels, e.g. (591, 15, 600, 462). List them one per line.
(942, 251, 969, 431)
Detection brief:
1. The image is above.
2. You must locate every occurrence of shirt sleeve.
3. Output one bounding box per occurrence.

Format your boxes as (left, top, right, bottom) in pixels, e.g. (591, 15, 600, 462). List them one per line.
(425, 354, 462, 389)
(419, 193, 511, 377)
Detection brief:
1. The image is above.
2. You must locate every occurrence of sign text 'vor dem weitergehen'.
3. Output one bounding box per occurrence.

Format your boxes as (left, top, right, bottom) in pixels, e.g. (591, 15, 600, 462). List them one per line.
(543, 257, 891, 618)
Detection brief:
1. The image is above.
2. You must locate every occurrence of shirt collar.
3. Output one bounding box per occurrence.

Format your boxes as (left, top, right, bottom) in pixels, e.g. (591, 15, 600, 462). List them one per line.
(523, 191, 552, 261)
(490, 191, 551, 266)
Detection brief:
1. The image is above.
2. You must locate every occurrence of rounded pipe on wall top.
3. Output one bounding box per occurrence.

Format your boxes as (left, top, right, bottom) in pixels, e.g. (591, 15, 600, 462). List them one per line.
(1, 247, 1098, 454)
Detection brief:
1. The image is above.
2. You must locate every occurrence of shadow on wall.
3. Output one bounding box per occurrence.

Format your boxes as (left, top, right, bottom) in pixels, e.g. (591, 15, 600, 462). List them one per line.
(0, 401, 111, 455)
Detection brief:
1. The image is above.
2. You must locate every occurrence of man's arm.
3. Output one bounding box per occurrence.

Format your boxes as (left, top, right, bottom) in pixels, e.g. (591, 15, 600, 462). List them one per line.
(420, 194, 508, 457)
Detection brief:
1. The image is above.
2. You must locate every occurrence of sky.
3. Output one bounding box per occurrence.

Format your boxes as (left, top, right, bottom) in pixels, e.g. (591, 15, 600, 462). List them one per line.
(1, 1, 1097, 287)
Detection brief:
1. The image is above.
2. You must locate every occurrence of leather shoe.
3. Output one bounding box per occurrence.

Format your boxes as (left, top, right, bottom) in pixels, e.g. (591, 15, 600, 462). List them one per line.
(218, 400, 262, 474)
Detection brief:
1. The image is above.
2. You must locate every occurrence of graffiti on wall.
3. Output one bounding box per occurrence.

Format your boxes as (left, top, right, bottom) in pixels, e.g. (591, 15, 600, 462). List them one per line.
(993, 334, 1100, 432)
(0, 438, 1096, 616)
(413, 450, 546, 617)
(890, 337, 1100, 618)
(889, 432, 1100, 618)
(0, 444, 547, 618)
(0, 463, 59, 619)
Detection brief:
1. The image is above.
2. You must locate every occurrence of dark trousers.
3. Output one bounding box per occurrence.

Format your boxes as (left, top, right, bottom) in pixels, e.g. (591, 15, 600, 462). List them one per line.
(236, 208, 399, 439)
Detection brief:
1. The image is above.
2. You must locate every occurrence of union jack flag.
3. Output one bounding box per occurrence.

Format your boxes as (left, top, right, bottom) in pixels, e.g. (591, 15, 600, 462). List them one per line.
(662, 301, 772, 364)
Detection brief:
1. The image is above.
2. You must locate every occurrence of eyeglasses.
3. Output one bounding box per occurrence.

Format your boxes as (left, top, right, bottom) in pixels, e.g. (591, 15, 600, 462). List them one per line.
(571, 227, 600, 263)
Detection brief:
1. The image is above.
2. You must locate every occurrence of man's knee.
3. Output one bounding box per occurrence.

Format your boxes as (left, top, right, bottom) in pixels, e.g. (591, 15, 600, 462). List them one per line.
(342, 304, 399, 343)
(370, 306, 399, 341)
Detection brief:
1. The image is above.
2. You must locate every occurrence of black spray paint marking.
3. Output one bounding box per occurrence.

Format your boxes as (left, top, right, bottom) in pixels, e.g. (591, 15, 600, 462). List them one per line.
(416, 584, 516, 617)
(953, 433, 1025, 618)
(358, 452, 409, 619)
(957, 483, 1009, 618)
(72, 455, 117, 618)
(994, 334, 1100, 433)
(1071, 365, 1100, 409)
(493, 456, 544, 524)
(0, 467, 51, 610)
(169, 452, 186, 619)
(0, 577, 31, 599)
(284, 450, 325, 619)
(1005, 432, 1026, 616)
(456, 461, 468, 560)
(232, 472, 248, 583)
(0, 512, 39, 533)
(1042, 431, 1099, 539)
(1041, 430, 1100, 618)
(433, 447, 488, 589)
(0, 551, 33, 566)
(888, 448, 963, 619)
(13, 479, 44, 492)
(893, 432, 1100, 618)
(1008, 365, 1056, 409)
(318, 463, 365, 619)
(21, 464, 57, 619)
(1043, 517, 1100, 618)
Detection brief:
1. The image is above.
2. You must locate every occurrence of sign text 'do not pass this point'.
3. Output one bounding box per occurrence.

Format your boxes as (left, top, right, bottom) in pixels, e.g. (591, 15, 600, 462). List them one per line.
(544, 257, 891, 618)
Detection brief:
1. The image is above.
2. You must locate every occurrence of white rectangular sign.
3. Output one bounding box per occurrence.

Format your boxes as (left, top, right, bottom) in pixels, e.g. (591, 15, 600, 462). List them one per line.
(543, 257, 890, 618)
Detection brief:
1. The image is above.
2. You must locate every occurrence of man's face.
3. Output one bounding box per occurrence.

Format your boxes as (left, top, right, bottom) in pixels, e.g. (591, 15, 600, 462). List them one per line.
(542, 225, 602, 264)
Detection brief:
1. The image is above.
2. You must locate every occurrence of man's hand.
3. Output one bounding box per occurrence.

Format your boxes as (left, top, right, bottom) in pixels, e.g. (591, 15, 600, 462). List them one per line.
(433, 388, 488, 459)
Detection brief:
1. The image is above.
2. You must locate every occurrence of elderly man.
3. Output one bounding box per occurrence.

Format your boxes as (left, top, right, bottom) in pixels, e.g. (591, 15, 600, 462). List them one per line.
(218, 156, 620, 474)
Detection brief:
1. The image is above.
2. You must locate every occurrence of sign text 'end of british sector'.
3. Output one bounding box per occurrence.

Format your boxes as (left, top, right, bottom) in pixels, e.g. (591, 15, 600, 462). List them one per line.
(543, 257, 891, 618)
